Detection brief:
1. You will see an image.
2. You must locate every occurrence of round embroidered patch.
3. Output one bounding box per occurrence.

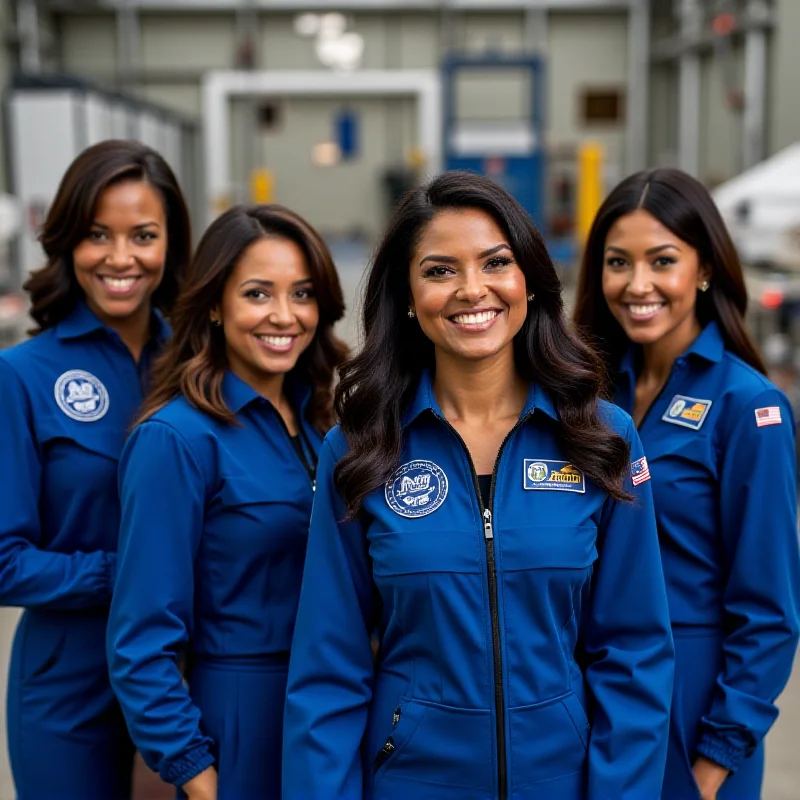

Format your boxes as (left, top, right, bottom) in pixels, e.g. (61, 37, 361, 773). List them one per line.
(668, 399, 686, 418)
(385, 460, 448, 518)
(54, 370, 109, 422)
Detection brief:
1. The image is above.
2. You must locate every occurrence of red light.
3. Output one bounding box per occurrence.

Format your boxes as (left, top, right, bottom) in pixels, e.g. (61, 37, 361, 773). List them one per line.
(760, 288, 785, 309)
(712, 13, 737, 36)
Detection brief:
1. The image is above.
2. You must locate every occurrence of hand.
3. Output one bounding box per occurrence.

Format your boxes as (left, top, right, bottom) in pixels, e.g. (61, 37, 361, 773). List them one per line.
(692, 756, 730, 800)
(182, 766, 217, 800)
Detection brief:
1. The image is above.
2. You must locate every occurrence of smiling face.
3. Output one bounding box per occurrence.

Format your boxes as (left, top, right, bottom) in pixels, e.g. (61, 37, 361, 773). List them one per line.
(215, 236, 319, 393)
(408, 208, 528, 365)
(601, 209, 709, 351)
(72, 179, 167, 327)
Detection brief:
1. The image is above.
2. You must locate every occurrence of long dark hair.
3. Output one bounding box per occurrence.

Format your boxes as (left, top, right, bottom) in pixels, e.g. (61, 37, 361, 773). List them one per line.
(23, 139, 191, 333)
(334, 171, 631, 517)
(574, 167, 766, 375)
(138, 204, 348, 432)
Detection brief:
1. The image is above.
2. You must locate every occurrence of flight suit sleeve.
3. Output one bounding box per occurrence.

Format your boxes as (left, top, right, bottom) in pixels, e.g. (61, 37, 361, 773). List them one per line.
(696, 389, 800, 772)
(282, 436, 377, 800)
(106, 421, 215, 787)
(0, 358, 115, 609)
(583, 418, 675, 799)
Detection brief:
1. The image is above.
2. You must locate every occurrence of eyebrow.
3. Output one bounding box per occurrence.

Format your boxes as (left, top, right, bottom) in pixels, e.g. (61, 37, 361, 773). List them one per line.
(419, 243, 512, 267)
(91, 221, 161, 230)
(239, 278, 314, 289)
(605, 243, 681, 256)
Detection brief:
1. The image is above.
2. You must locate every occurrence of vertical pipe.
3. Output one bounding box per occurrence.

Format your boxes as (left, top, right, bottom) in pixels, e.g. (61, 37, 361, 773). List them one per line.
(16, 0, 40, 73)
(742, 0, 768, 169)
(678, 0, 702, 176)
(626, 0, 651, 174)
(115, 0, 141, 90)
(576, 141, 605, 243)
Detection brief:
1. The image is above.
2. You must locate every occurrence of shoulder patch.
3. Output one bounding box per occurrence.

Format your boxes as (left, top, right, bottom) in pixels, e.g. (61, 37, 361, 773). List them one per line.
(630, 456, 651, 486)
(385, 460, 448, 518)
(54, 370, 109, 422)
(523, 460, 585, 493)
(662, 394, 712, 430)
(755, 406, 782, 427)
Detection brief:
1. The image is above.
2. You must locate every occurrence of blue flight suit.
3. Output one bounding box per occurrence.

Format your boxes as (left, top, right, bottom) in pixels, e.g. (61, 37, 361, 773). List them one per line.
(0, 300, 168, 800)
(107, 370, 321, 799)
(614, 321, 800, 799)
(282, 371, 675, 800)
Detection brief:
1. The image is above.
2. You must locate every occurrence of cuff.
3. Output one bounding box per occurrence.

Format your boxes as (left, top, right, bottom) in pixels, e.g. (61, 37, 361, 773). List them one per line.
(162, 744, 216, 787)
(696, 734, 746, 773)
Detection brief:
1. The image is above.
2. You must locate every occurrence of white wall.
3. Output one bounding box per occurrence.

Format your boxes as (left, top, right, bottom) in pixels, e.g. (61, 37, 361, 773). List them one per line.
(0, 611, 20, 800)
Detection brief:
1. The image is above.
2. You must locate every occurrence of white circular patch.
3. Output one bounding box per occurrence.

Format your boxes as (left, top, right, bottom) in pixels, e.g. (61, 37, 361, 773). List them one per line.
(54, 370, 109, 422)
(669, 399, 686, 418)
(385, 460, 448, 519)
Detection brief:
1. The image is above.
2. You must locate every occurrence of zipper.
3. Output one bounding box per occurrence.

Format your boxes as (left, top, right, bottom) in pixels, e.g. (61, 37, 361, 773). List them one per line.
(434, 411, 532, 800)
(269, 406, 318, 490)
(374, 705, 402, 770)
(634, 359, 684, 431)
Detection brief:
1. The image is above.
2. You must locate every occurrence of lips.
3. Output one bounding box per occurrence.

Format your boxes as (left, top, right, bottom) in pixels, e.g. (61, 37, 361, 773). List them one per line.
(99, 275, 141, 295)
(624, 302, 666, 321)
(254, 333, 298, 353)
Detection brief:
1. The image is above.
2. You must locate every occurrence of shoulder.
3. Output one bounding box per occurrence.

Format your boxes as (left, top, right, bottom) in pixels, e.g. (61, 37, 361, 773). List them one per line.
(717, 351, 791, 419)
(0, 330, 58, 375)
(597, 397, 635, 438)
(321, 424, 351, 462)
(141, 395, 219, 445)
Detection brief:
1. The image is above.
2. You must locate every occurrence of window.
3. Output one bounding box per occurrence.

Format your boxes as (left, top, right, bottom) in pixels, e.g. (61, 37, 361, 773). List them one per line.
(580, 89, 625, 125)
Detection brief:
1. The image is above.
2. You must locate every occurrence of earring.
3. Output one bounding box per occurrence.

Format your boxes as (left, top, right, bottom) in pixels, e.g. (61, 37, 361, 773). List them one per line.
(408, 307, 416, 318)
(527, 293, 535, 302)
(210, 318, 222, 327)
(699, 281, 710, 292)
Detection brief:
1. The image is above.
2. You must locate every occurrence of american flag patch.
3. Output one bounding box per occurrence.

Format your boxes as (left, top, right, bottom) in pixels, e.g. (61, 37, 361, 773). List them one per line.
(755, 406, 782, 427)
(630, 456, 651, 486)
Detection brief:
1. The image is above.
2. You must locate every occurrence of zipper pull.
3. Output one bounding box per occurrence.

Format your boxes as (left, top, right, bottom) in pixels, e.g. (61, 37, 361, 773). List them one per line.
(381, 738, 396, 756)
(392, 706, 401, 726)
(483, 508, 493, 540)
(312, 479, 316, 492)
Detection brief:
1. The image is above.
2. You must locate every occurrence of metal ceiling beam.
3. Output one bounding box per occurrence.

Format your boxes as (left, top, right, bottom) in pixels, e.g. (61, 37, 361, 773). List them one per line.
(42, 0, 631, 13)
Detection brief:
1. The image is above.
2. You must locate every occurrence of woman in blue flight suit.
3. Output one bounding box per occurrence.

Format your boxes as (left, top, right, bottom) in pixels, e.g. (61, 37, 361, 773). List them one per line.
(106, 204, 348, 800)
(0, 141, 191, 799)
(282, 171, 675, 800)
(574, 168, 800, 800)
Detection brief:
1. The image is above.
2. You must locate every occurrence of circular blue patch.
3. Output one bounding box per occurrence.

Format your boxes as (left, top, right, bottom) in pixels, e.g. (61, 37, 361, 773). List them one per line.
(54, 370, 109, 422)
(385, 460, 448, 519)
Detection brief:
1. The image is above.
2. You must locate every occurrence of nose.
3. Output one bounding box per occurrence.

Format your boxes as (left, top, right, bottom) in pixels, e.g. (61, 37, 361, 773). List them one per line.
(106, 237, 136, 270)
(456, 267, 488, 304)
(627, 264, 653, 296)
(268, 296, 295, 327)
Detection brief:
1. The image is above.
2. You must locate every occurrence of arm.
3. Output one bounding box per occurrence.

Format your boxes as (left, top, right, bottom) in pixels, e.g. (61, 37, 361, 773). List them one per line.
(695, 389, 800, 774)
(0, 358, 115, 609)
(106, 421, 215, 788)
(583, 420, 675, 800)
(282, 437, 377, 800)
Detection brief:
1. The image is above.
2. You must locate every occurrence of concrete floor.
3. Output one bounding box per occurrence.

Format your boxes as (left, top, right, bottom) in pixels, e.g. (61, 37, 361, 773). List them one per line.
(1, 247, 798, 799)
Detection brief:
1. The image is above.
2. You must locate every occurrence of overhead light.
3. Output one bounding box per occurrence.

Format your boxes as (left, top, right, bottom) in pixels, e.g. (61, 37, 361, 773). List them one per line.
(294, 13, 319, 38)
(312, 141, 342, 167)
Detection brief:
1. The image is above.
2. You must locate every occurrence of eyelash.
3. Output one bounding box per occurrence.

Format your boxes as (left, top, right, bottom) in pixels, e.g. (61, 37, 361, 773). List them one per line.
(422, 255, 514, 278)
(243, 288, 316, 300)
(87, 231, 157, 243)
(605, 256, 676, 269)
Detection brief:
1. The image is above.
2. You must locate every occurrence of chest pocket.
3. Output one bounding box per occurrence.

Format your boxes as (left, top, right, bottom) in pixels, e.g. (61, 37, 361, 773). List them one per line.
(500, 525, 598, 572)
(37, 411, 126, 462)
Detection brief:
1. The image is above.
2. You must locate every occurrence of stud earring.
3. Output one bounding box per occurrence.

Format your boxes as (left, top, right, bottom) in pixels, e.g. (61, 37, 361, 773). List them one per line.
(527, 293, 535, 302)
(210, 318, 222, 327)
(408, 307, 416, 318)
(699, 281, 710, 292)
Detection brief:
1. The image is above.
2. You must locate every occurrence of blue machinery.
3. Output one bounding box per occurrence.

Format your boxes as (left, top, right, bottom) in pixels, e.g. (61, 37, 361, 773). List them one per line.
(442, 54, 546, 231)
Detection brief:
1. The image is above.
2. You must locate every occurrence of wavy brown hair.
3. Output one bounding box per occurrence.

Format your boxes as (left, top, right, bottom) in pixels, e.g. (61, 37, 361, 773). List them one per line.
(23, 139, 191, 333)
(138, 204, 348, 432)
(574, 167, 766, 377)
(334, 171, 632, 518)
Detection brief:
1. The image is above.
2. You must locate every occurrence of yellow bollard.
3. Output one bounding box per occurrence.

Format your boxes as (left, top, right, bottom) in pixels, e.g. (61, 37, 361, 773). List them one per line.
(250, 169, 274, 204)
(576, 142, 605, 243)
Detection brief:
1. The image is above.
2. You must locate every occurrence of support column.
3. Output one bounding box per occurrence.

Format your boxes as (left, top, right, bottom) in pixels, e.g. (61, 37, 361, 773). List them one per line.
(625, 0, 651, 175)
(677, 0, 702, 176)
(742, 0, 769, 169)
(16, 0, 41, 73)
(116, 0, 141, 91)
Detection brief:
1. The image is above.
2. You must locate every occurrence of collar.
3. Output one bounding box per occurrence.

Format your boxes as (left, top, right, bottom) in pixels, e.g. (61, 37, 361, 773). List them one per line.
(56, 300, 171, 347)
(619, 320, 725, 379)
(401, 369, 559, 428)
(222, 370, 315, 418)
